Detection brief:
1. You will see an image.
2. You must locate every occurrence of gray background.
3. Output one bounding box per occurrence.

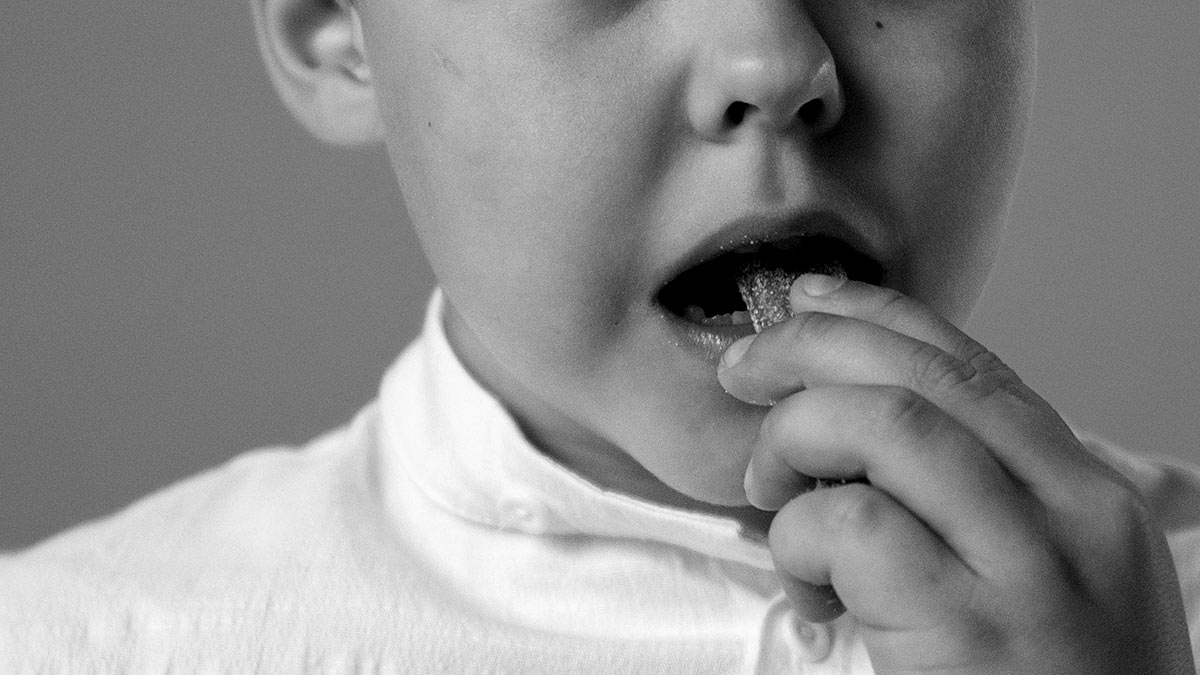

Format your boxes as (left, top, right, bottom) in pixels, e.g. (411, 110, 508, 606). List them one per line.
(2, 3, 1198, 550)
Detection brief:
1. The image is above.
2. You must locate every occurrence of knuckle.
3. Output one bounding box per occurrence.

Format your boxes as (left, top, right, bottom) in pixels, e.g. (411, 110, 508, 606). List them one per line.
(757, 394, 800, 445)
(911, 342, 1022, 402)
(781, 309, 837, 344)
(1014, 476, 1155, 588)
(1005, 536, 1076, 594)
(911, 344, 977, 393)
(1091, 473, 1154, 534)
(871, 386, 940, 438)
(871, 286, 913, 323)
(1064, 447, 1150, 523)
(829, 484, 891, 537)
(966, 348, 1023, 389)
(756, 402, 780, 442)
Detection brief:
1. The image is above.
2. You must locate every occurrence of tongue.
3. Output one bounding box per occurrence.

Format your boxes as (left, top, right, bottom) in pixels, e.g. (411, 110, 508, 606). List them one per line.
(737, 261, 846, 332)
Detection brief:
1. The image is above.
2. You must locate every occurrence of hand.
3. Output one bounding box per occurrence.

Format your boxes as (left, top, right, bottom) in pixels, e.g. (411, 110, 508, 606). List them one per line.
(717, 275, 1195, 674)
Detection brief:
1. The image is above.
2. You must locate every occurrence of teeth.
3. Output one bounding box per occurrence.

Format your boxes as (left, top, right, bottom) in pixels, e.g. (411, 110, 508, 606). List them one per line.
(704, 310, 750, 327)
(684, 305, 752, 327)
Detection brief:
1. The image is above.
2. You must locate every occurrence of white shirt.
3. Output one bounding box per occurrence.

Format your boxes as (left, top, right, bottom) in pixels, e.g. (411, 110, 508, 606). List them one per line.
(4, 292, 1200, 673)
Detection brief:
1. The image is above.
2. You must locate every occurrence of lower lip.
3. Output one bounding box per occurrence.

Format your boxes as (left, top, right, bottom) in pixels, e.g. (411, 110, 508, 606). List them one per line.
(660, 310, 756, 363)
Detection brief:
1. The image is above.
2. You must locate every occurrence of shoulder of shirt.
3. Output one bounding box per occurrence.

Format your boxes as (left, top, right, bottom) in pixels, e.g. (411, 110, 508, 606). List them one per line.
(0, 400, 406, 669)
(6, 401, 377, 557)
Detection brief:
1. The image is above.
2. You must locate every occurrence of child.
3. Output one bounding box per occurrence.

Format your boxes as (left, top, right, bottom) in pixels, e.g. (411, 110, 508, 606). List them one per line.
(4, 0, 1198, 671)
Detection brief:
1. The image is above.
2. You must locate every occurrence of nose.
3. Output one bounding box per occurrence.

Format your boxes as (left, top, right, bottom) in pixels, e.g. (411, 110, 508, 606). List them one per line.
(685, 3, 843, 141)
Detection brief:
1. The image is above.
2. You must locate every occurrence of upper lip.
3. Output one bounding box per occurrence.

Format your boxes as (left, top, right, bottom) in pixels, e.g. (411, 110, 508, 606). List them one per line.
(655, 207, 894, 301)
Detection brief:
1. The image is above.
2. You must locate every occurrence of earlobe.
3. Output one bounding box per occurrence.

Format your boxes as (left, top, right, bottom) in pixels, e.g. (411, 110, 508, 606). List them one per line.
(251, 0, 384, 145)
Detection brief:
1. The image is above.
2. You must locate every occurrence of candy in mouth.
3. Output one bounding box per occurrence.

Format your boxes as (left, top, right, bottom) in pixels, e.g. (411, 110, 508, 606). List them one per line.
(736, 261, 846, 333)
(657, 233, 881, 328)
(683, 306, 752, 327)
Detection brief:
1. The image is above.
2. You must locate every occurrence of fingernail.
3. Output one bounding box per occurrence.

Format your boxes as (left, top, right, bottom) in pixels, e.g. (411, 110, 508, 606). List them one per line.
(799, 273, 846, 297)
(719, 334, 755, 371)
(744, 463, 767, 509)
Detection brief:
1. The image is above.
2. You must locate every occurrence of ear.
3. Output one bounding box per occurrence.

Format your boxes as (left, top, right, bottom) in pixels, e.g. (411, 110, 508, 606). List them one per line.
(250, 0, 384, 145)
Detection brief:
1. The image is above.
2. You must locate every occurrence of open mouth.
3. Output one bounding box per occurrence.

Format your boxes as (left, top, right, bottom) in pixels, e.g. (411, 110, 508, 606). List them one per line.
(656, 233, 886, 328)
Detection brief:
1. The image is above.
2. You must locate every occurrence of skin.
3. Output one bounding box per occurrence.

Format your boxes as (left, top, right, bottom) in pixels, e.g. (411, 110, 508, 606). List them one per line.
(258, 0, 1196, 669)
(720, 277, 1194, 671)
(357, 0, 1029, 511)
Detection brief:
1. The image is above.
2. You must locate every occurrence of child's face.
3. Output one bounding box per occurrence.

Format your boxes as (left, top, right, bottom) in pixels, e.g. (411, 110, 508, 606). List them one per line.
(357, 0, 1035, 508)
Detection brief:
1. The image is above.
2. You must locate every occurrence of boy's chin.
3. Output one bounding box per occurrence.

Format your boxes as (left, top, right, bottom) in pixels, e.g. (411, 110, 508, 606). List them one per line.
(619, 425, 763, 512)
(644, 405, 769, 503)
(658, 475, 777, 532)
(596, 443, 757, 513)
(615, 464, 764, 522)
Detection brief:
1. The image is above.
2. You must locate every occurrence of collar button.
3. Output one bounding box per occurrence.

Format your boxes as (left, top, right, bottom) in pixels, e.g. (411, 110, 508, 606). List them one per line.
(782, 609, 832, 663)
(497, 494, 548, 532)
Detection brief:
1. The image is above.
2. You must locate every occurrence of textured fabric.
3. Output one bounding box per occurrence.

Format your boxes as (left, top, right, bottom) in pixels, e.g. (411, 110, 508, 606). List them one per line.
(3, 291, 1199, 673)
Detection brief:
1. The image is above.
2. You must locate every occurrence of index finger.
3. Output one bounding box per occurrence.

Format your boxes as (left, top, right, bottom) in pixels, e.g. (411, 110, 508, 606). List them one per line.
(788, 275, 989, 366)
(721, 279, 1095, 507)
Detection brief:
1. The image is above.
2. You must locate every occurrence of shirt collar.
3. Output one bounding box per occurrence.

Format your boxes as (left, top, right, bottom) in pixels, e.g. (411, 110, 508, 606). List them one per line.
(378, 290, 774, 570)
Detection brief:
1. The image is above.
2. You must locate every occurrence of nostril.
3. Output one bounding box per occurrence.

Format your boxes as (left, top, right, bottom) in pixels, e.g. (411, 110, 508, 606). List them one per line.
(797, 98, 825, 127)
(724, 101, 751, 127)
